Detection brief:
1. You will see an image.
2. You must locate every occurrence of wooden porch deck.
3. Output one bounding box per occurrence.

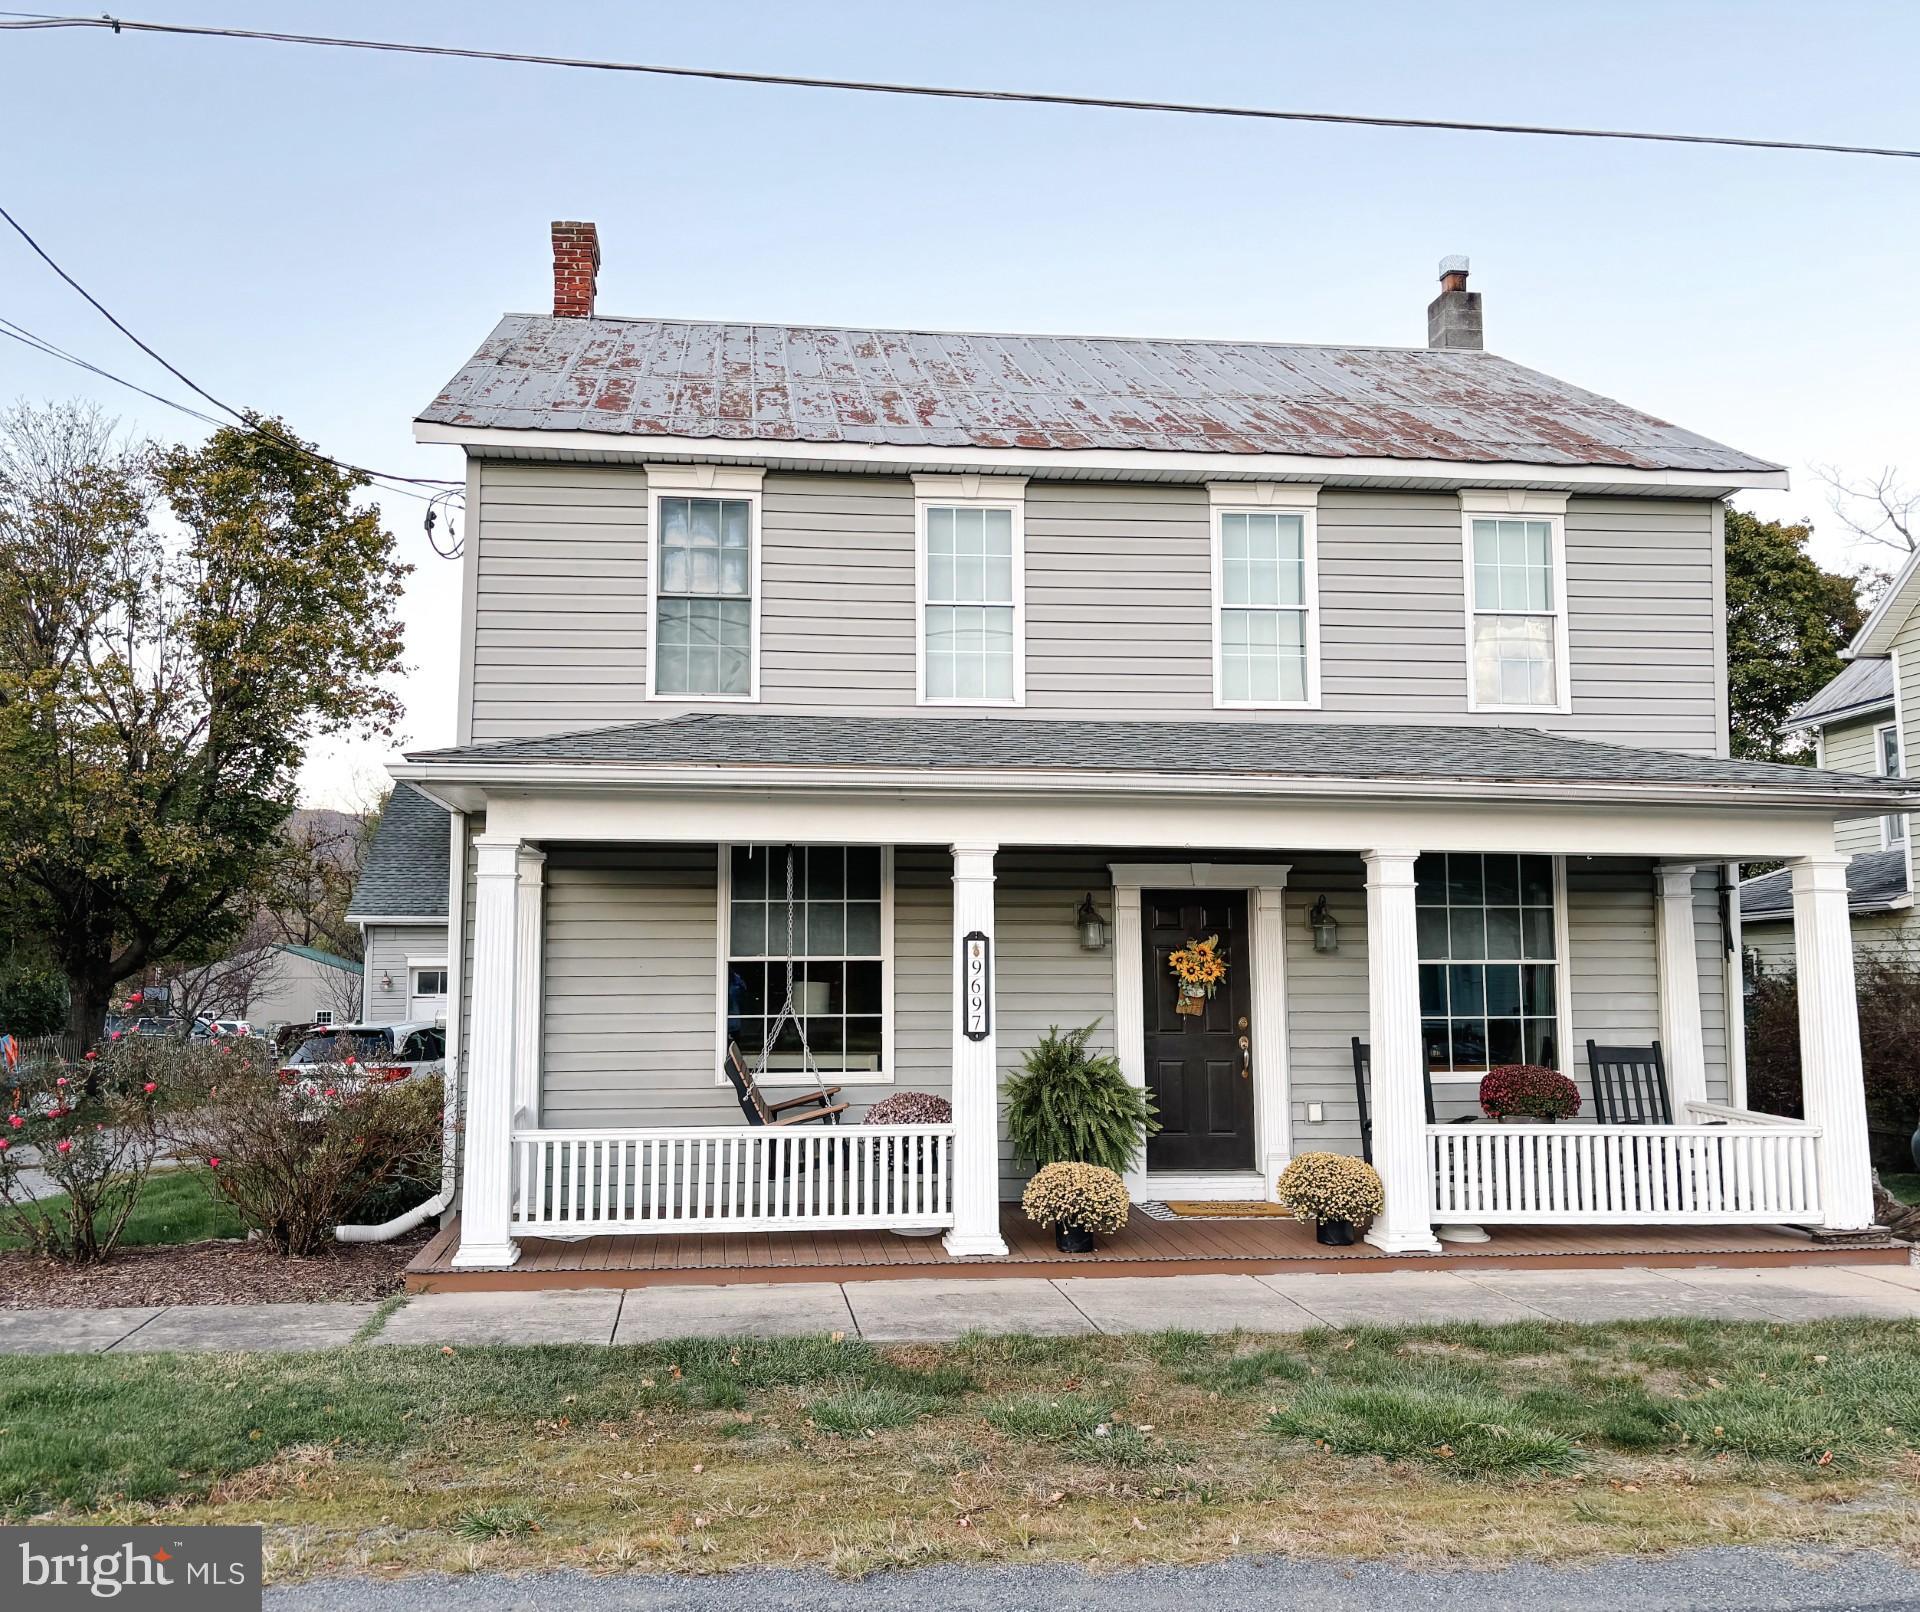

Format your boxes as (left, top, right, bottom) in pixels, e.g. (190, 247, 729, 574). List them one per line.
(406, 1208, 1907, 1292)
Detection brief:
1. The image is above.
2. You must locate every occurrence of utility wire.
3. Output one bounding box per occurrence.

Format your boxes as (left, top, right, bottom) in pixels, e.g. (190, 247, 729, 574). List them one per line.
(3, 11, 1918, 161)
(0, 201, 460, 494)
(0, 316, 464, 555)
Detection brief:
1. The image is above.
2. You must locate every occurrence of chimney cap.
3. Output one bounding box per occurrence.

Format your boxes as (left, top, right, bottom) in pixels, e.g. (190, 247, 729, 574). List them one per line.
(1438, 254, 1470, 279)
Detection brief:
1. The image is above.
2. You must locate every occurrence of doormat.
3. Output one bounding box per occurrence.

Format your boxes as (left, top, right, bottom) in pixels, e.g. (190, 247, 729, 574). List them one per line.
(1161, 1200, 1292, 1219)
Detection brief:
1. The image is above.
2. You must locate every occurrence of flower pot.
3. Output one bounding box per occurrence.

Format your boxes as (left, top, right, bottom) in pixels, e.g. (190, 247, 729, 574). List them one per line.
(891, 1225, 942, 1239)
(1314, 1216, 1358, 1246)
(1498, 1112, 1557, 1124)
(1054, 1221, 1096, 1253)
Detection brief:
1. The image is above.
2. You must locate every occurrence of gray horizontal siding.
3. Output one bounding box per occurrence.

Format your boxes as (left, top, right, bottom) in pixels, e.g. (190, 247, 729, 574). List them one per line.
(363, 923, 449, 1023)
(465, 464, 1723, 754)
(1821, 711, 1893, 856)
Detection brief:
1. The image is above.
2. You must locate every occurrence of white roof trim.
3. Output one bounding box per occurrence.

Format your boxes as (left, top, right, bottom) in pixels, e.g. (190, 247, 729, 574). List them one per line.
(1850, 545, 1920, 657)
(414, 422, 1788, 497)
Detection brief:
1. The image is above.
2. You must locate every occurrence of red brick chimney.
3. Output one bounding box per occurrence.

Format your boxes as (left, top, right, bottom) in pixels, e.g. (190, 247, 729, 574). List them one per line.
(551, 221, 600, 318)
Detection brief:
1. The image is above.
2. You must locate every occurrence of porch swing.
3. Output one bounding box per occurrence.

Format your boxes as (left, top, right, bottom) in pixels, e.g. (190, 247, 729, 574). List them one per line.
(721, 845, 848, 1128)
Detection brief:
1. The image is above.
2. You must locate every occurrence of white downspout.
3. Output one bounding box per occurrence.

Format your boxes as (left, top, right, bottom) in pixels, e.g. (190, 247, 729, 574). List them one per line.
(337, 808, 467, 1245)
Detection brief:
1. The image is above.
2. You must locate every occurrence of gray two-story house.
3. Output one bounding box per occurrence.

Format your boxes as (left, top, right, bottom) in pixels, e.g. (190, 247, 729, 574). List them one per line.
(395, 225, 1905, 1273)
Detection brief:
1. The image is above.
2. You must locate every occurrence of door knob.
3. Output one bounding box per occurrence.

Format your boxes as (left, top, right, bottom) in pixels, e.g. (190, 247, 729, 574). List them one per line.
(1238, 1034, 1251, 1077)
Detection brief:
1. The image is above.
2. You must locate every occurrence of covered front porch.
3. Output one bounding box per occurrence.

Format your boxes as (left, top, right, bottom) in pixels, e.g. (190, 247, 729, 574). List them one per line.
(401, 725, 1898, 1275)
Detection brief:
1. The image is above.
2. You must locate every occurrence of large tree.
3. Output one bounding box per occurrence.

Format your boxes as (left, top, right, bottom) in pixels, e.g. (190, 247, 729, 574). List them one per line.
(0, 402, 409, 1050)
(1724, 507, 1864, 763)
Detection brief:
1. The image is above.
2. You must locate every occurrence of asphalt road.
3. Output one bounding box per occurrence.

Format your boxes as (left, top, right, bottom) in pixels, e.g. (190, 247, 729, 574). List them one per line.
(268, 1550, 1920, 1611)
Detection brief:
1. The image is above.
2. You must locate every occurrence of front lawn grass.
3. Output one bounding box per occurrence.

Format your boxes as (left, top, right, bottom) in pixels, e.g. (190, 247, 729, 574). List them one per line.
(1883, 1171, 1920, 1205)
(4, 1320, 1920, 1577)
(0, 1168, 241, 1252)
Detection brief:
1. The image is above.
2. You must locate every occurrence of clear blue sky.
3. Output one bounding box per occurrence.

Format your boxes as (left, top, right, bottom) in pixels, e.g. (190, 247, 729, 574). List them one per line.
(3, 1, 1916, 804)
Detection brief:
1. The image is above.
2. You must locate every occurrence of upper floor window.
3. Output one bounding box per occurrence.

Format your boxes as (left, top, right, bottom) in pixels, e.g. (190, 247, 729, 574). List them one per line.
(1209, 484, 1320, 709)
(1881, 722, 1906, 848)
(647, 469, 764, 702)
(1464, 506, 1569, 712)
(915, 476, 1026, 705)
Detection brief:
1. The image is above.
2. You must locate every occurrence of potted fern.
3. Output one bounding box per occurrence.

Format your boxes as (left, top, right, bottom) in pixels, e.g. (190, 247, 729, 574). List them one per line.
(1005, 1022, 1159, 1175)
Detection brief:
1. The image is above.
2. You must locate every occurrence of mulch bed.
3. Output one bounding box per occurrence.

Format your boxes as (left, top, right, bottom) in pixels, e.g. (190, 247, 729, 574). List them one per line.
(0, 1232, 429, 1309)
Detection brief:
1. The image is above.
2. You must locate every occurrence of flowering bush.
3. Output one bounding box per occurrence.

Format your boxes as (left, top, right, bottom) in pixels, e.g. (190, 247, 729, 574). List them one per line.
(862, 1091, 953, 1126)
(1275, 1151, 1384, 1226)
(159, 1040, 442, 1254)
(0, 1040, 172, 1262)
(1020, 1161, 1130, 1236)
(1479, 1064, 1581, 1121)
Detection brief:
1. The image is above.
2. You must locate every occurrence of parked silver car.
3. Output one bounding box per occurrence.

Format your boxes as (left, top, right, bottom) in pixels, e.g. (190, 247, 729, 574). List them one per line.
(277, 1021, 446, 1094)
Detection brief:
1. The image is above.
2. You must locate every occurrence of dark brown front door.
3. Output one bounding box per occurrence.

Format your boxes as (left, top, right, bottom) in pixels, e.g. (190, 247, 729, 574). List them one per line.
(1143, 891, 1254, 1173)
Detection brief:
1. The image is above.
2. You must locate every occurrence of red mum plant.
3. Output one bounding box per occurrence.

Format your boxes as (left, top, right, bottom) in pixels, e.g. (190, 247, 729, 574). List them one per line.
(1479, 1064, 1581, 1121)
(863, 1091, 953, 1126)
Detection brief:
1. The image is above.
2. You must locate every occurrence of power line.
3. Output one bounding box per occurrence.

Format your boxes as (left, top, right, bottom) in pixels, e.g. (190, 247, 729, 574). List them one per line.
(0, 201, 460, 495)
(3, 11, 1918, 161)
(0, 315, 465, 555)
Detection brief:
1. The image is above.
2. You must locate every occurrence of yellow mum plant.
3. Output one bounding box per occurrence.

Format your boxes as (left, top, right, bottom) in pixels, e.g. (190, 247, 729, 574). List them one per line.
(1275, 1151, 1385, 1226)
(1021, 1161, 1130, 1236)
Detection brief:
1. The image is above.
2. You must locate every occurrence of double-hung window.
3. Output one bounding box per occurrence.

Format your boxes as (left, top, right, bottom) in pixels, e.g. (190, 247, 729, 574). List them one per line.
(1210, 484, 1319, 708)
(1463, 498, 1569, 711)
(722, 844, 892, 1080)
(648, 470, 762, 700)
(1881, 722, 1906, 848)
(915, 476, 1025, 705)
(1416, 852, 1561, 1074)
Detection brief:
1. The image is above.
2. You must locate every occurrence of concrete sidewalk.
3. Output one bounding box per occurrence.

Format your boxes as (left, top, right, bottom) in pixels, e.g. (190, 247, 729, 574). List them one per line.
(5, 1261, 1920, 1353)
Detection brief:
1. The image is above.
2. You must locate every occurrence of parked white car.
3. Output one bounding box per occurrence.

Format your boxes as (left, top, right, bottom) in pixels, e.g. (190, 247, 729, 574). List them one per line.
(277, 1022, 446, 1094)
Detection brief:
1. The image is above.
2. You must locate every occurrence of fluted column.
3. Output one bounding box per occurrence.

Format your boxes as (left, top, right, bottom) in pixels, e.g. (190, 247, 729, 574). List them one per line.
(453, 835, 522, 1268)
(945, 842, 1009, 1257)
(513, 846, 546, 1126)
(1792, 856, 1875, 1230)
(1249, 881, 1292, 1191)
(1362, 849, 1440, 1253)
(1653, 862, 1708, 1109)
(1109, 877, 1147, 1200)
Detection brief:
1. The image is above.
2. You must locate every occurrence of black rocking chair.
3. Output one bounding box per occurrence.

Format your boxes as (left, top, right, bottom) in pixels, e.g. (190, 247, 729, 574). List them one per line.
(723, 1041, 849, 1127)
(1352, 1038, 1454, 1165)
(1585, 1040, 1674, 1126)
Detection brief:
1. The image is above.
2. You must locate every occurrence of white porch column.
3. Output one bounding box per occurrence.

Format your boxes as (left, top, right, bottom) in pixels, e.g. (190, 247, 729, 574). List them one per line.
(1362, 849, 1441, 1253)
(1109, 876, 1147, 1201)
(512, 846, 546, 1126)
(1792, 856, 1876, 1230)
(453, 835, 522, 1269)
(945, 841, 1009, 1257)
(1249, 880, 1293, 1191)
(1652, 862, 1708, 1109)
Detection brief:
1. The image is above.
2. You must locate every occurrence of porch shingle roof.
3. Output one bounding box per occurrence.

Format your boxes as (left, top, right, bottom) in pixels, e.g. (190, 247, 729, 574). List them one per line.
(406, 714, 1907, 799)
(1784, 657, 1896, 731)
(1739, 845, 1911, 921)
(345, 783, 452, 921)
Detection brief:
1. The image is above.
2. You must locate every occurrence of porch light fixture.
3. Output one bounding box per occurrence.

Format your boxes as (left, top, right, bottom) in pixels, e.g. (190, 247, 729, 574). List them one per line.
(1074, 893, 1111, 952)
(1308, 895, 1340, 953)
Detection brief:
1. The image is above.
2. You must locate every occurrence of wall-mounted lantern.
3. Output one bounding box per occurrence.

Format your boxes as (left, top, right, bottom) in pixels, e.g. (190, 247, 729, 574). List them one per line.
(1308, 895, 1340, 954)
(1074, 893, 1111, 952)
(380, 972, 395, 991)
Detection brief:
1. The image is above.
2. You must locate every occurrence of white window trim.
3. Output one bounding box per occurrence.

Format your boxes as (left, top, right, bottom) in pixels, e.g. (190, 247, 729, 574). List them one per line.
(1878, 720, 1907, 849)
(405, 954, 450, 971)
(1459, 489, 1572, 716)
(644, 464, 766, 704)
(912, 474, 1027, 707)
(713, 844, 896, 1086)
(1207, 482, 1321, 711)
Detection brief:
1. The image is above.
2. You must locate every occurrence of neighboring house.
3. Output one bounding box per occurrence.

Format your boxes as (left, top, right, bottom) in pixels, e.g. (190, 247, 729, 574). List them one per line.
(244, 944, 364, 1030)
(344, 783, 453, 1025)
(1740, 563, 1920, 975)
(394, 225, 1908, 1271)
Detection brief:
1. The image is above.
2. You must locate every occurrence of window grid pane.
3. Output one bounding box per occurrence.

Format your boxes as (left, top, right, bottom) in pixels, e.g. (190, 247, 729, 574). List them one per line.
(1414, 852, 1558, 1074)
(657, 495, 752, 695)
(727, 845, 885, 1075)
(924, 504, 1017, 700)
(1218, 511, 1309, 705)
(1469, 517, 1558, 707)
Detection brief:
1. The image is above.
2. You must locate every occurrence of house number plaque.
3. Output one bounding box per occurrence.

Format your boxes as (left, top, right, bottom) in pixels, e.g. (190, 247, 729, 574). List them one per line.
(961, 930, 991, 1042)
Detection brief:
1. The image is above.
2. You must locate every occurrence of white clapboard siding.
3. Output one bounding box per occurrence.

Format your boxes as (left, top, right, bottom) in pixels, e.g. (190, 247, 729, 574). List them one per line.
(510, 1124, 954, 1235)
(1427, 1106, 1823, 1224)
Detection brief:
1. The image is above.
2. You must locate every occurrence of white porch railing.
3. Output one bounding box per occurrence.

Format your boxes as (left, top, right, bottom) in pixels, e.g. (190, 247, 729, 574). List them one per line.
(1426, 1103, 1825, 1225)
(509, 1125, 956, 1237)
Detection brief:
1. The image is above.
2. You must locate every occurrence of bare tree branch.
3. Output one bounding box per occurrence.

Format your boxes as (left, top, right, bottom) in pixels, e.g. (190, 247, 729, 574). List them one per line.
(1815, 463, 1918, 558)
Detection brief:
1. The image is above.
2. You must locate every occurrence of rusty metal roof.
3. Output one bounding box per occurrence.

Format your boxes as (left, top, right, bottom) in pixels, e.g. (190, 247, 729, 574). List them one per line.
(417, 313, 1780, 474)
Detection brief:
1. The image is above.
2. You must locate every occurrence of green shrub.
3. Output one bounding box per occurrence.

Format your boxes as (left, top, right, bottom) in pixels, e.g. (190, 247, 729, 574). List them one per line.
(1004, 1022, 1157, 1172)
